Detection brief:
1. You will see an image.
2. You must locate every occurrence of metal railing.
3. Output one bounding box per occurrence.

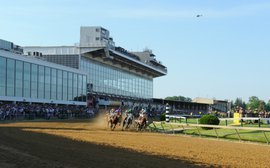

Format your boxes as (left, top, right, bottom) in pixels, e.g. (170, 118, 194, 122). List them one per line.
(151, 121, 270, 145)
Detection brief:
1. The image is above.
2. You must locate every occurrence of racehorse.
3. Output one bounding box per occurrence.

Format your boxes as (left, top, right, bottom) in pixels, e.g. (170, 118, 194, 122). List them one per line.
(135, 116, 147, 131)
(107, 108, 122, 131)
(122, 112, 134, 130)
(134, 110, 148, 131)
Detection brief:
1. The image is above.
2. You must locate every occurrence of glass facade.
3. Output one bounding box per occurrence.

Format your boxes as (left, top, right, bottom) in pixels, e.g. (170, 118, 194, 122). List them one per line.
(0, 57, 6, 96)
(31, 64, 38, 98)
(15, 60, 23, 97)
(0, 55, 86, 102)
(80, 57, 153, 98)
(7, 59, 15, 96)
(38, 65, 45, 99)
(23, 62, 31, 98)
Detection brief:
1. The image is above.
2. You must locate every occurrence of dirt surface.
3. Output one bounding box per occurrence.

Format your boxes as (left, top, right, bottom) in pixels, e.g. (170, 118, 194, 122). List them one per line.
(1, 116, 270, 168)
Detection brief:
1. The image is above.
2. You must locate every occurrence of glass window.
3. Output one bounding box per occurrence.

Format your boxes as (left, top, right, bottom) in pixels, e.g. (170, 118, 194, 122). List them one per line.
(78, 75, 82, 101)
(23, 62, 31, 98)
(0, 57, 6, 96)
(38, 65, 45, 99)
(7, 59, 15, 96)
(62, 71, 68, 100)
(31, 64, 38, 98)
(82, 75, 86, 101)
(79, 58, 154, 99)
(73, 73, 78, 100)
(51, 68, 57, 100)
(15, 60, 23, 97)
(57, 70, 63, 100)
(44, 67, 51, 99)
(68, 72, 73, 101)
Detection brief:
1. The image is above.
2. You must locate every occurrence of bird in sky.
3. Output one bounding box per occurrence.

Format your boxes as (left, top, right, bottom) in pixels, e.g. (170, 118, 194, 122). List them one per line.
(196, 14, 203, 17)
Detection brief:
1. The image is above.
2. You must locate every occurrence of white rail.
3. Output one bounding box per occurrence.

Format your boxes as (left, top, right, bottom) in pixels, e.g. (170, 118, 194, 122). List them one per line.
(151, 121, 270, 144)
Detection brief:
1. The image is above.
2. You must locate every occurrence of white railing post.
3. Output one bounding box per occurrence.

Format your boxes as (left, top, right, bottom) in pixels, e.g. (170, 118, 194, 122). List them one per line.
(165, 103, 170, 123)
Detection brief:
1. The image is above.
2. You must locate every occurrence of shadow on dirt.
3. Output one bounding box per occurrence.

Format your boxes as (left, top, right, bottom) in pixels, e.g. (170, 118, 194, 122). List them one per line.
(0, 126, 212, 168)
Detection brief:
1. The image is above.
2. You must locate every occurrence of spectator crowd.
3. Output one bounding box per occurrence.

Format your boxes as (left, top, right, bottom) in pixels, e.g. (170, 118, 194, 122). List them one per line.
(0, 102, 96, 121)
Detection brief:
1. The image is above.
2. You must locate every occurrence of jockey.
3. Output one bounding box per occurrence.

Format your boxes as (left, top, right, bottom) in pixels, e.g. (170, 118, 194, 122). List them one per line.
(133, 108, 147, 129)
(112, 108, 121, 119)
(125, 108, 133, 118)
(127, 108, 132, 114)
(137, 108, 147, 124)
(109, 108, 115, 117)
(139, 108, 146, 118)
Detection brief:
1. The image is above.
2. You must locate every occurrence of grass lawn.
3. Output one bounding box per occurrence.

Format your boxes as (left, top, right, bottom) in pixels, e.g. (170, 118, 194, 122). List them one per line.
(149, 120, 270, 144)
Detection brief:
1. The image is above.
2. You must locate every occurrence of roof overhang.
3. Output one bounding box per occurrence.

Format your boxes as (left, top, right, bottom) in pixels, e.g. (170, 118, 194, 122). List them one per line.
(82, 48, 167, 78)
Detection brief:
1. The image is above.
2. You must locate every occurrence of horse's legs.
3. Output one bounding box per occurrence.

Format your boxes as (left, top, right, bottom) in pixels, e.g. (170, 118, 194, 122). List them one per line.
(118, 116, 122, 126)
(122, 119, 126, 131)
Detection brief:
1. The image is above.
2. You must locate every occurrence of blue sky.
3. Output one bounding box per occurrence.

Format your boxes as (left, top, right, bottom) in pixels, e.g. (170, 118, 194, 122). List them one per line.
(1, 0, 270, 102)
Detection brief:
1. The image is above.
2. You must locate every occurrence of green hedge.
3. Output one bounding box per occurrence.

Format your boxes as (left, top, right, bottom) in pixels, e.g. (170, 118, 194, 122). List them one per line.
(160, 113, 166, 121)
(199, 115, 220, 129)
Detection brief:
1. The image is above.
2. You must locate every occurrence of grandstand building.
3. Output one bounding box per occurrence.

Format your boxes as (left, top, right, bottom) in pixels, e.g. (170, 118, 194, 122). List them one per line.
(21, 26, 167, 107)
(192, 97, 229, 113)
(0, 39, 87, 105)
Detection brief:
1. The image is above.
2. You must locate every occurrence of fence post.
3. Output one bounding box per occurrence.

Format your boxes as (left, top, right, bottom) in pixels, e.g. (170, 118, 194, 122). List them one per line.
(165, 103, 170, 123)
(182, 125, 186, 135)
(169, 124, 175, 134)
(196, 126, 201, 137)
(259, 119, 261, 128)
(235, 129, 241, 141)
(214, 128, 219, 139)
(152, 122, 158, 132)
(262, 131, 269, 145)
(160, 122, 165, 132)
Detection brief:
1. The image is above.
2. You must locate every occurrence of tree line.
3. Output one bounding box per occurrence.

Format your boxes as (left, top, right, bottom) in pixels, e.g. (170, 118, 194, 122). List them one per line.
(164, 96, 192, 102)
(231, 96, 270, 112)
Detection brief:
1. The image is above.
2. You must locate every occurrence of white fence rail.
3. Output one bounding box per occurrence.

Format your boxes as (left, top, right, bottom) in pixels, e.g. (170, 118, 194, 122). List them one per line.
(151, 121, 270, 145)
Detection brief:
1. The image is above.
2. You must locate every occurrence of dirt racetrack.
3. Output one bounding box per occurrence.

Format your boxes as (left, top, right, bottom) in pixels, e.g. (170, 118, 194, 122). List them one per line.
(1, 116, 270, 168)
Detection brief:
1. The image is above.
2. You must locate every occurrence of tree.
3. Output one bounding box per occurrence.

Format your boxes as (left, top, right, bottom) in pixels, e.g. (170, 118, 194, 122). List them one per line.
(258, 100, 266, 112)
(165, 96, 192, 102)
(266, 100, 270, 111)
(246, 96, 261, 111)
(233, 97, 246, 109)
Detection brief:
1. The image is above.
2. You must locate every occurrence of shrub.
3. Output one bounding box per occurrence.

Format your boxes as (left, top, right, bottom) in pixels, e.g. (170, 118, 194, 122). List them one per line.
(160, 113, 166, 121)
(199, 115, 220, 129)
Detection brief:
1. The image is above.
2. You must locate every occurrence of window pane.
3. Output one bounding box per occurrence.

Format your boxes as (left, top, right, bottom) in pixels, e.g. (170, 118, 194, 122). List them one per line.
(31, 64, 38, 98)
(44, 67, 51, 99)
(23, 62, 31, 97)
(57, 70, 62, 100)
(51, 68, 57, 100)
(62, 71, 68, 100)
(38, 65, 45, 99)
(68, 72, 73, 101)
(7, 59, 15, 96)
(73, 73, 78, 100)
(15, 60, 23, 97)
(0, 57, 6, 96)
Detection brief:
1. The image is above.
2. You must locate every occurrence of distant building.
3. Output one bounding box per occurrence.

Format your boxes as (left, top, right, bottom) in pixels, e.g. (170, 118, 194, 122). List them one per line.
(192, 97, 229, 113)
(152, 98, 209, 115)
(0, 39, 23, 54)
